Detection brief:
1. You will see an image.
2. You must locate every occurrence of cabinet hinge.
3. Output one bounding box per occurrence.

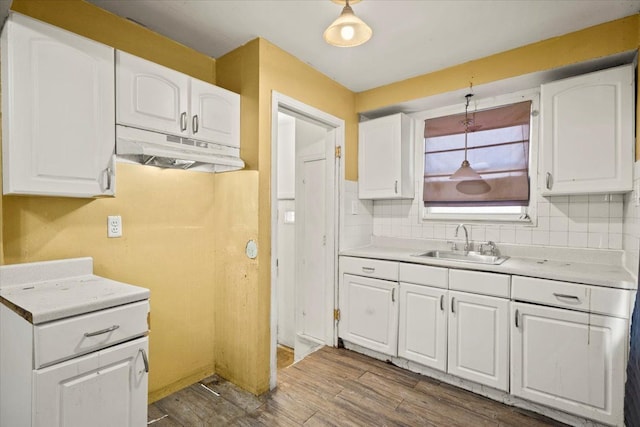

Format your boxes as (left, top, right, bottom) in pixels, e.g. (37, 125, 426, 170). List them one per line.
(335, 146, 342, 158)
(334, 309, 341, 321)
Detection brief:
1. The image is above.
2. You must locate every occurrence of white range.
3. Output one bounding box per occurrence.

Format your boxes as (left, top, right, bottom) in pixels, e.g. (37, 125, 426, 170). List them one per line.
(0, 257, 150, 427)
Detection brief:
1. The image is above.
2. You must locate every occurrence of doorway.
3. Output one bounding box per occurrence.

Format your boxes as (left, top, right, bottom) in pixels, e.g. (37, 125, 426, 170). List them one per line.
(270, 92, 344, 389)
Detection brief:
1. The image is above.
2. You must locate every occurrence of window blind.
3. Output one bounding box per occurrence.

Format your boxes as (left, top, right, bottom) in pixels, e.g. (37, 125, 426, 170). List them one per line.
(423, 100, 531, 207)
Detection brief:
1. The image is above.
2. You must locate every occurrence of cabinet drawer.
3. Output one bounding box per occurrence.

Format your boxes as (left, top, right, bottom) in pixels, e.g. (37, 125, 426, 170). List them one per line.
(449, 269, 510, 298)
(399, 263, 447, 289)
(34, 300, 149, 368)
(340, 256, 398, 281)
(512, 276, 631, 318)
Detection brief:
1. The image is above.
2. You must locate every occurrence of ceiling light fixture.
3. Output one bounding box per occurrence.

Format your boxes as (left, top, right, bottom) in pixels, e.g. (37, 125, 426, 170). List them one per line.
(450, 91, 491, 194)
(324, 0, 372, 47)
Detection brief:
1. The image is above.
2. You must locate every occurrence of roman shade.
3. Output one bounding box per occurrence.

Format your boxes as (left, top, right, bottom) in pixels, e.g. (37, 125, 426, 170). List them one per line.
(423, 101, 531, 207)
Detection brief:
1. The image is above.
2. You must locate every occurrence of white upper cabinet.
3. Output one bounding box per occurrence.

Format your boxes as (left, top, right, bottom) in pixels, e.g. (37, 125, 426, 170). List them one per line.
(358, 113, 414, 199)
(190, 78, 240, 147)
(540, 64, 634, 195)
(117, 51, 240, 148)
(2, 13, 115, 197)
(116, 51, 189, 137)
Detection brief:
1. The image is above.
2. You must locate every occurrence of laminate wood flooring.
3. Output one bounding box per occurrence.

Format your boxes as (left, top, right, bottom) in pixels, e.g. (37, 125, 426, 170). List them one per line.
(147, 346, 567, 426)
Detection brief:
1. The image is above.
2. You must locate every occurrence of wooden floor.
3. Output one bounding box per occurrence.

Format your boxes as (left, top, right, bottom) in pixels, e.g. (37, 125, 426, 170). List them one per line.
(148, 346, 566, 426)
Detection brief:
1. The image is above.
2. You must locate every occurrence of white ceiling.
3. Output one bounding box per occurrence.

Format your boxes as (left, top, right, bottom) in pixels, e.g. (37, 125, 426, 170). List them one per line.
(87, 0, 640, 93)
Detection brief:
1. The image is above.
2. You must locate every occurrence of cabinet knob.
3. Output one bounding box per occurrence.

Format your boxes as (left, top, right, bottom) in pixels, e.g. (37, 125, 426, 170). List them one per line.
(450, 297, 455, 314)
(394, 180, 398, 194)
(515, 309, 520, 328)
(545, 172, 552, 190)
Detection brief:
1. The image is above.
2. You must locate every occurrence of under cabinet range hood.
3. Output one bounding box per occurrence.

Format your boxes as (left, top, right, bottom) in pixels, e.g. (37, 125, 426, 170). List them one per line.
(116, 125, 244, 173)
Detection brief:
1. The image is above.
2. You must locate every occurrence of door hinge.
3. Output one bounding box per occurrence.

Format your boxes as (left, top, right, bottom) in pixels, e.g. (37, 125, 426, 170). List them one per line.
(335, 146, 342, 158)
(334, 309, 341, 321)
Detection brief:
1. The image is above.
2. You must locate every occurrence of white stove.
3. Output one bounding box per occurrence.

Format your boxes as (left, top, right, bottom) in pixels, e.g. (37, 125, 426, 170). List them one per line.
(0, 257, 149, 324)
(0, 257, 150, 427)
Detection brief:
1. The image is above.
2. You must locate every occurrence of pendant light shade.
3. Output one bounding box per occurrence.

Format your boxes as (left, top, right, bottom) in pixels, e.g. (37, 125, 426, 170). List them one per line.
(450, 92, 491, 195)
(324, 1, 372, 47)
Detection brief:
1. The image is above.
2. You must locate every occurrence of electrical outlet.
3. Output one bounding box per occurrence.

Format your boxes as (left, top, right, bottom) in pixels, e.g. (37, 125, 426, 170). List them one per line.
(107, 215, 122, 238)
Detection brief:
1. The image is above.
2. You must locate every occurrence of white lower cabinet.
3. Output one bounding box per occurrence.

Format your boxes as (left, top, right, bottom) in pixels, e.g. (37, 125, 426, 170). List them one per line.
(340, 273, 398, 356)
(33, 337, 149, 427)
(448, 291, 509, 392)
(511, 302, 626, 426)
(398, 282, 447, 370)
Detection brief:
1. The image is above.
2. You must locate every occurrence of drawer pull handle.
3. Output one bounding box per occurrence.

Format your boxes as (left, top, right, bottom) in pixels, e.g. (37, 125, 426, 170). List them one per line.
(553, 293, 580, 302)
(84, 325, 119, 337)
(451, 297, 455, 314)
(439, 295, 444, 311)
(362, 267, 375, 273)
(139, 348, 149, 373)
(515, 309, 520, 328)
(391, 288, 395, 302)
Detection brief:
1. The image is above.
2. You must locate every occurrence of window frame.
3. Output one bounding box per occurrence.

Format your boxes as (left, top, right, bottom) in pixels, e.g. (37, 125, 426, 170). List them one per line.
(414, 89, 540, 224)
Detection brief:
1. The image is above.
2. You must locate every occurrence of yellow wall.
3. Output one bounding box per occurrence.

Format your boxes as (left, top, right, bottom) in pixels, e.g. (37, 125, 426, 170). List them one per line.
(3, 0, 220, 402)
(353, 14, 640, 176)
(214, 38, 356, 393)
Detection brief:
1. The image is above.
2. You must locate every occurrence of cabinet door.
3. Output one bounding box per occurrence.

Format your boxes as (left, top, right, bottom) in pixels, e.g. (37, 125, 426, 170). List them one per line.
(358, 113, 414, 199)
(116, 50, 189, 137)
(340, 274, 398, 356)
(540, 65, 634, 195)
(190, 78, 240, 147)
(2, 14, 115, 197)
(398, 283, 447, 371)
(33, 337, 149, 427)
(511, 303, 625, 426)
(448, 291, 509, 391)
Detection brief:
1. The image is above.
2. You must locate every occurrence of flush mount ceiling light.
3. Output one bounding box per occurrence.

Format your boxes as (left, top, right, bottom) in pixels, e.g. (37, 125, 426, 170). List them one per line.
(324, 0, 372, 47)
(450, 92, 491, 194)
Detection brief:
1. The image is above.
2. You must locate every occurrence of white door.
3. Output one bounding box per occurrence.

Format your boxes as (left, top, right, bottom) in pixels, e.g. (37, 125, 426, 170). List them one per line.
(2, 14, 115, 197)
(448, 291, 509, 391)
(33, 337, 148, 427)
(116, 50, 189, 136)
(340, 274, 398, 356)
(298, 156, 327, 342)
(190, 78, 240, 147)
(398, 283, 447, 371)
(511, 302, 626, 425)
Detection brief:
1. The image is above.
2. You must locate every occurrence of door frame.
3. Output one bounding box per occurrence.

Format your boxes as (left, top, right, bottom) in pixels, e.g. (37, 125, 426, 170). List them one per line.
(270, 91, 344, 389)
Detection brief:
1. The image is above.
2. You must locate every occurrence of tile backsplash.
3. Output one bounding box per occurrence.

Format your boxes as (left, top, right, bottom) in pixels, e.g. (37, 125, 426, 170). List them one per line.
(370, 186, 623, 250)
(342, 160, 640, 277)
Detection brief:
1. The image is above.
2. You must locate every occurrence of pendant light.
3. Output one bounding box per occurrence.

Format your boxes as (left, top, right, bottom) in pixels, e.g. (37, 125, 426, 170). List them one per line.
(450, 92, 491, 194)
(324, 0, 372, 47)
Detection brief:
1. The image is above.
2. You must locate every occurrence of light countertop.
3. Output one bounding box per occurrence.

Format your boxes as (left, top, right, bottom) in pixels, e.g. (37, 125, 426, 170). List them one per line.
(340, 243, 637, 290)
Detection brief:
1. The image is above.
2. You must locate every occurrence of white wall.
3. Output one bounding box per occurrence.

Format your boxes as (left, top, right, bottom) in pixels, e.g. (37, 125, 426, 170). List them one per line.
(276, 113, 332, 348)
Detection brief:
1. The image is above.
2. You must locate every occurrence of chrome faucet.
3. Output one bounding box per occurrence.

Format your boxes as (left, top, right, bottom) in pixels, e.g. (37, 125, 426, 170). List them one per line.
(455, 223, 470, 252)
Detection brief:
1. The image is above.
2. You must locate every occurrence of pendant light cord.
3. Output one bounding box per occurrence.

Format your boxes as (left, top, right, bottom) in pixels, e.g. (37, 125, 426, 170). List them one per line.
(463, 93, 473, 162)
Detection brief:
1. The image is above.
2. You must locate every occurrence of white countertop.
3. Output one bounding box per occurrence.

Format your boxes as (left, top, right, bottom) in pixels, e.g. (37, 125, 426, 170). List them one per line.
(340, 244, 637, 290)
(0, 258, 150, 324)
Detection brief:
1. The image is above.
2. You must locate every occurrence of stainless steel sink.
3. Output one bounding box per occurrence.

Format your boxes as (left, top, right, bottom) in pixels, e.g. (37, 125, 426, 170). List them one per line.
(412, 250, 509, 265)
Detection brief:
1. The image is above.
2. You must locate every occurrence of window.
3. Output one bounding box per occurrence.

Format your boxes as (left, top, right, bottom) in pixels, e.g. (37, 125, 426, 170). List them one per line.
(421, 91, 539, 222)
